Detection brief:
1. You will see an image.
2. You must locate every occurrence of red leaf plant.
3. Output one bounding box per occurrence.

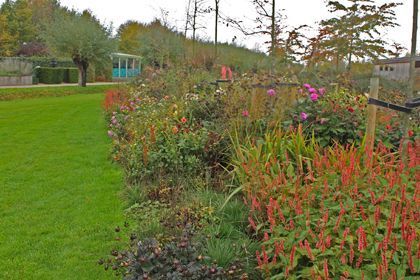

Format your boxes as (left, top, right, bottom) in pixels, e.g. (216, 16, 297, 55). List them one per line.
(234, 128, 419, 279)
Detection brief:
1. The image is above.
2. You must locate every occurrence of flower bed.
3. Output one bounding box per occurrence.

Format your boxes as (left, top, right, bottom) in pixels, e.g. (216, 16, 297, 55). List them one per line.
(101, 68, 418, 279)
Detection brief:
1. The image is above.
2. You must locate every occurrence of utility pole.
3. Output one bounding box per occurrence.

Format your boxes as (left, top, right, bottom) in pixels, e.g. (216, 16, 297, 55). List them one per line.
(402, 0, 418, 160)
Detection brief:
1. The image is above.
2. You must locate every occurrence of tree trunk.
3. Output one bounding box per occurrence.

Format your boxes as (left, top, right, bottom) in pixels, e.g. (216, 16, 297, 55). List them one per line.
(347, 34, 354, 71)
(77, 61, 88, 87)
(184, 0, 192, 38)
(214, 0, 219, 59)
(408, 0, 418, 101)
(270, 0, 276, 56)
(347, 52, 353, 71)
(192, 0, 197, 56)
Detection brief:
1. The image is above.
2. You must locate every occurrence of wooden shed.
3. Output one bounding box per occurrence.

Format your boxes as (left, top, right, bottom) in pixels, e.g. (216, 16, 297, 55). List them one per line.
(373, 56, 420, 91)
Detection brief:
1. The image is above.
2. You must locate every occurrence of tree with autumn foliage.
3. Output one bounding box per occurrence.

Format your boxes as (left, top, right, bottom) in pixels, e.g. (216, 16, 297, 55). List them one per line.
(318, 0, 401, 70)
(0, 0, 35, 56)
(117, 21, 145, 54)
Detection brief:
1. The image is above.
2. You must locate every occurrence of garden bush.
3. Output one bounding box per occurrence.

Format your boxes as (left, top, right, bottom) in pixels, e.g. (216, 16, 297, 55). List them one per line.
(232, 127, 419, 279)
(283, 83, 408, 148)
(37, 67, 79, 84)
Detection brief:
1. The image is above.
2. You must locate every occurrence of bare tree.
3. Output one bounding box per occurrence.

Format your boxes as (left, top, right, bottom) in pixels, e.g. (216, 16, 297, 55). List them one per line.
(223, 0, 279, 56)
(214, 0, 221, 58)
(184, 0, 192, 38)
(189, 0, 209, 55)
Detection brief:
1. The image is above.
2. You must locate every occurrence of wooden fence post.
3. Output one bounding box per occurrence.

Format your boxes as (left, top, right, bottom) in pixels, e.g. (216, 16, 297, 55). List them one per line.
(365, 77, 379, 151)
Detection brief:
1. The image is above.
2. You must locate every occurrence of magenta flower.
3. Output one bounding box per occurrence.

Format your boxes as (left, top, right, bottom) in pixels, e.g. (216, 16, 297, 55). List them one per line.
(319, 87, 326, 95)
(300, 112, 308, 121)
(267, 89, 276, 97)
(303, 84, 311, 89)
(242, 110, 250, 117)
(308, 88, 317, 94)
(310, 93, 319, 102)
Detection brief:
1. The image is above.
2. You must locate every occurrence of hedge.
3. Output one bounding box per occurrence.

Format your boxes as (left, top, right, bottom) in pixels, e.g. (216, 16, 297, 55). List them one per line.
(36, 67, 79, 84)
(29, 57, 75, 68)
(64, 68, 78, 83)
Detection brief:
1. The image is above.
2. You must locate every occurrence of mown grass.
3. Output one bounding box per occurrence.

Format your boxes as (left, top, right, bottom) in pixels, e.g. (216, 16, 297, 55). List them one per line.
(0, 84, 122, 101)
(0, 94, 123, 279)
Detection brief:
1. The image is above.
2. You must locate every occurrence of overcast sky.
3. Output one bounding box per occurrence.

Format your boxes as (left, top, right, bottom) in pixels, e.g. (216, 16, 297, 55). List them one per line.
(2, 0, 417, 53)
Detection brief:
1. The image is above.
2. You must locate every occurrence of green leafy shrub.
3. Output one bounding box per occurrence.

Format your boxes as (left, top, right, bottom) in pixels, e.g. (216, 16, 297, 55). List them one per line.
(125, 201, 168, 240)
(283, 84, 409, 148)
(102, 227, 246, 280)
(283, 85, 366, 146)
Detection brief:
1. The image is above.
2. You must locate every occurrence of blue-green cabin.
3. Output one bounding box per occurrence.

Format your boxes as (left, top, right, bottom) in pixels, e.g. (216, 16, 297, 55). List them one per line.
(111, 53, 142, 80)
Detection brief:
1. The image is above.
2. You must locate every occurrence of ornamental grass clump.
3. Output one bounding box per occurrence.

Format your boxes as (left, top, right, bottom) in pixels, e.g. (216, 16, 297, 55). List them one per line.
(232, 127, 419, 279)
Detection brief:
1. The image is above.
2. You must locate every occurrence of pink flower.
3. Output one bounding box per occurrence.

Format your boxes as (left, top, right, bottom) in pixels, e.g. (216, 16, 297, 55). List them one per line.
(319, 88, 326, 95)
(303, 83, 311, 89)
(308, 88, 317, 94)
(301, 112, 308, 121)
(310, 93, 319, 102)
(242, 110, 250, 117)
(267, 89, 276, 96)
(181, 117, 187, 123)
(107, 130, 114, 138)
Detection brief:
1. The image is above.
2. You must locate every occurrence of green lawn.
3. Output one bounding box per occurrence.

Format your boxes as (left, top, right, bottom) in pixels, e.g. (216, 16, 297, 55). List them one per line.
(0, 84, 121, 101)
(0, 94, 123, 279)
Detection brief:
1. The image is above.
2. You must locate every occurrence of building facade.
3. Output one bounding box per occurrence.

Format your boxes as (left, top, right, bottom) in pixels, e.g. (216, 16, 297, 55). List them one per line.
(373, 56, 420, 91)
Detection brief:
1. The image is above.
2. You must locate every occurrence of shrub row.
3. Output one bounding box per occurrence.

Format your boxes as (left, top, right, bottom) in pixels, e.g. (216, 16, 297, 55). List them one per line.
(34, 67, 78, 84)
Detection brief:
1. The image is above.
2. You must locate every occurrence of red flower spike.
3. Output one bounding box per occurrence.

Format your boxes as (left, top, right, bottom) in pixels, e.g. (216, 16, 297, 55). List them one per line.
(256, 250, 262, 267)
(323, 259, 329, 280)
(289, 245, 296, 267)
(325, 235, 331, 248)
(248, 216, 257, 231)
(356, 254, 363, 268)
(340, 253, 347, 264)
(381, 251, 388, 272)
(304, 240, 314, 260)
(264, 232, 270, 242)
(378, 265, 383, 280)
(262, 247, 268, 264)
(356, 226, 367, 251)
(374, 205, 381, 226)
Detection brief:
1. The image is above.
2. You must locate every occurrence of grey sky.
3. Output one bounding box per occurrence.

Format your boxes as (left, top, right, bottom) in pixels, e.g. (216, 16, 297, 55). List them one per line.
(3, 0, 417, 53)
